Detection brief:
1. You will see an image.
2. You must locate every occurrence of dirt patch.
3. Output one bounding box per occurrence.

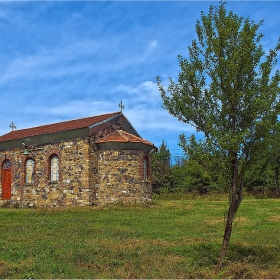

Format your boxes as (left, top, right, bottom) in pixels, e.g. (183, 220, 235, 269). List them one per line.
(269, 215, 280, 222)
(0, 260, 10, 278)
(234, 216, 251, 225)
(204, 218, 223, 225)
(184, 204, 194, 210)
(219, 260, 280, 279)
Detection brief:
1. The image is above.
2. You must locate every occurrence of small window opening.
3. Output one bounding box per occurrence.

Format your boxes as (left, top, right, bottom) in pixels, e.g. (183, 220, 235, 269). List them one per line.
(26, 158, 34, 184)
(50, 155, 59, 182)
(143, 157, 148, 181)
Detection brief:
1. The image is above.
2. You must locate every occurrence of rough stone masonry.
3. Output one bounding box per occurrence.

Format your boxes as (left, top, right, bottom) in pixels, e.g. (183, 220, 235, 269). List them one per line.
(0, 112, 156, 207)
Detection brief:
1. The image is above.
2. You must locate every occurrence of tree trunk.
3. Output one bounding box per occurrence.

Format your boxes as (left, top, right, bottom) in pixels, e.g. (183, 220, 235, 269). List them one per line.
(275, 165, 279, 198)
(217, 154, 242, 270)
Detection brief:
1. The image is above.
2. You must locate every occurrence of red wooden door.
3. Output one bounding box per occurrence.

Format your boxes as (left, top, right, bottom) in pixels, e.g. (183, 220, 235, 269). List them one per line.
(2, 160, 11, 200)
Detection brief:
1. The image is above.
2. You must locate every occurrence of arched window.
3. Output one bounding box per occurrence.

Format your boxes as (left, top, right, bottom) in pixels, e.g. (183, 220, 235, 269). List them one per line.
(50, 155, 59, 182)
(26, 158, 34, 184)
(2, 159, 11, 169)
(143, 157, 148, 181)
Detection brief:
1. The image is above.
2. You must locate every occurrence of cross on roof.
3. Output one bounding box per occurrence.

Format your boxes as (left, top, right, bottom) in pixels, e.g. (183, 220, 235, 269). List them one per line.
(119, 101, 124, 112)
(9, 122, 16, 131)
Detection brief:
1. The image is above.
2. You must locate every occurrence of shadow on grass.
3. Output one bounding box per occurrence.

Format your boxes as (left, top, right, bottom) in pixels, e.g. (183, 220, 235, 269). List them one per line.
(228, 243, 278, 264)
(1, 241, 279, 279)
(220, 243, 279, 279)
(183, 242, 279, 278)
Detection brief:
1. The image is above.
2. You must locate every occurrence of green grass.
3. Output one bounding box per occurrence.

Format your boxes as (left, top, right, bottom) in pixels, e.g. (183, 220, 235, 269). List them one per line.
(0, 197, 279, 278)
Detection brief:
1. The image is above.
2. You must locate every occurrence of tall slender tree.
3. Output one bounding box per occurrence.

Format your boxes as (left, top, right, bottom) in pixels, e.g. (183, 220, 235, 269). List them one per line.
(157, 2, 280, 266)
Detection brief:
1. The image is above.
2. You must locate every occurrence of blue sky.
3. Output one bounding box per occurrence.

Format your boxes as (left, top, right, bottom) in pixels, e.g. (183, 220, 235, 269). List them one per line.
(0, 1, 280, 157)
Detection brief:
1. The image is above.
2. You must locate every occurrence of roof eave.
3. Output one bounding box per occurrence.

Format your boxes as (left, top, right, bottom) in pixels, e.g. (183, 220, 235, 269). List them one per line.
(96, 141, 157, 153)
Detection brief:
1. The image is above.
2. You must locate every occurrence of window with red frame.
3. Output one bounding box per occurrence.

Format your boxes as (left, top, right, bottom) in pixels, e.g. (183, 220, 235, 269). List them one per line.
(50, 155, 59, 182)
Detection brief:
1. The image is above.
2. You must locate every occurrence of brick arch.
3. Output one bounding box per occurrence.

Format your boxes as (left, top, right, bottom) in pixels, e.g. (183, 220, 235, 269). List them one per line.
(143, 156, 148, 181)
(45, 148, 61, 183)
(24, 157, 36, 184)
(0, 156, 13, 169)
(19, 155, 32, 185)
(138, 152, 151, 182)
(1, 157, 15, 186)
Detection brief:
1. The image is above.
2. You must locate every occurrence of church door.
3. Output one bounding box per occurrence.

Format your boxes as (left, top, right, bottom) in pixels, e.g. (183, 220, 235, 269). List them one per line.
(2, 160, 11, 200)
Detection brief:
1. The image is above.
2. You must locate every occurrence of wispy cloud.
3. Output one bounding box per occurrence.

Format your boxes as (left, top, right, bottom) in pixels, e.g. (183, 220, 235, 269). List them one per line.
(0, 39, 101, 83)
(13, 79, 192, 132)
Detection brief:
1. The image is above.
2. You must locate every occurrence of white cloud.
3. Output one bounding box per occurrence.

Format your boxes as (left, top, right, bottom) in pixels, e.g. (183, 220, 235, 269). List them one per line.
(112, 80, 161, 108)
(0, 34, 163, 86)
(149, 40, 158, 49)
(125, 107, 194, 133)
(110, 80, 195, 139)
(0, 39, 101, 83)
(7, 84, 193, 136)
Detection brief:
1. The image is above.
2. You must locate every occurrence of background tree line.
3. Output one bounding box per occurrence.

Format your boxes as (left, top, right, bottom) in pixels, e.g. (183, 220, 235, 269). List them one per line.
(152, 126, 280, 198)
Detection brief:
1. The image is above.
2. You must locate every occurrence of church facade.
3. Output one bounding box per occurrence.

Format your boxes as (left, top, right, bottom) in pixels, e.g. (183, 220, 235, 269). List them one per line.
(0, 112, 156, 207)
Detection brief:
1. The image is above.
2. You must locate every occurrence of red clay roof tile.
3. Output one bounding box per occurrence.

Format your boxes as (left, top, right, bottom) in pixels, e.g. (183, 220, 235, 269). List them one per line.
(0, 112, 121, 143)
(96, 130, 154, 146)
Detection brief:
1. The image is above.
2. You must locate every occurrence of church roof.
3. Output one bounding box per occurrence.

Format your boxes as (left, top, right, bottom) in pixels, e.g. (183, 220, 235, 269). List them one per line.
(96, 130, 154, 146)
(0, 112, 121, 143)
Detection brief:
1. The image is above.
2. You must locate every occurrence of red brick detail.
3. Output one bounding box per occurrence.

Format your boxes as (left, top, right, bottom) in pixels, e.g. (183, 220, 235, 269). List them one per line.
(138, 153, 151, 182)
(0, 157, 13, 173)
(45, 148, 61, 183)
(23, 157, 37, 185)
(96, 130, 154, 146)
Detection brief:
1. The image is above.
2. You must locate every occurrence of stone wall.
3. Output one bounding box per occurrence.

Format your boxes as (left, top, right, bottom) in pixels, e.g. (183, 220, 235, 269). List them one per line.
(0, 136, 153, 207)
(0, 137, 96, 207)
(96, 150, 152, 205)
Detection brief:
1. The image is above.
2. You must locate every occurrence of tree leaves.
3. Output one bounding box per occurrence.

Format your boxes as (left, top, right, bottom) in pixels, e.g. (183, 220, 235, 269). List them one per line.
(157, 1, 280, 264)
(157, 2, 280, 161)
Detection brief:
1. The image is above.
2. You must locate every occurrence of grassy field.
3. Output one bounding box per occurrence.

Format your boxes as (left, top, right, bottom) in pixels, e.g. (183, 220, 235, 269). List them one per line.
(0, 197, 279, 279)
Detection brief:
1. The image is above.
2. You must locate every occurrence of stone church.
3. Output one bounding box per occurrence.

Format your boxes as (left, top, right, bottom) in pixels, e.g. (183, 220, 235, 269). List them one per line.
(0, 112, 156, 207)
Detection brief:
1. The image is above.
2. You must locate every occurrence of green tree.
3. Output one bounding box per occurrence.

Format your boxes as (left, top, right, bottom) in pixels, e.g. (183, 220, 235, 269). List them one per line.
(170, 159, 210, 194)
(157, 2, 280, 266)
(267, 122, 280, 197)
(179, 134, 229, 193)
(151, 141, 171, 194)
(243, 159, 274, 196)
(243, 121, 280, 197)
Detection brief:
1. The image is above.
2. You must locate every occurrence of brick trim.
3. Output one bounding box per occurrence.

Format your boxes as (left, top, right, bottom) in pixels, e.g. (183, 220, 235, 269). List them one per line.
(23, 157, 36, 185)
(45, 148, 61, 183)
(139, 153, 151, 182)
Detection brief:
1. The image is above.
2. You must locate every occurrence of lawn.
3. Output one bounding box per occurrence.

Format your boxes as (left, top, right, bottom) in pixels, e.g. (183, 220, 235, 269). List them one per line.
(0, 197, 279, 278)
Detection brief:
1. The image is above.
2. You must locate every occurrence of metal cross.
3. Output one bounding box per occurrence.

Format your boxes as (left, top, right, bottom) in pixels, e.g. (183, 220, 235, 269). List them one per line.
(119, 101, 124, 112)
(9, 122, 16, 131)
